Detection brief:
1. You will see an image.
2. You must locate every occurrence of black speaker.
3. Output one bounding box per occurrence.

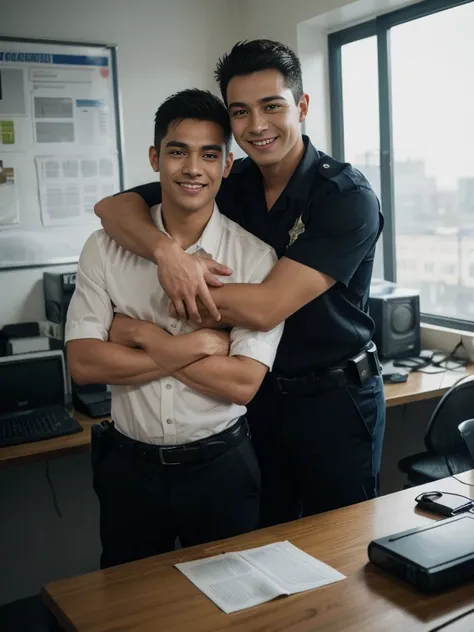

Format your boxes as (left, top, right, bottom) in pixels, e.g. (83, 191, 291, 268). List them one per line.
(369, 283, 421, 360)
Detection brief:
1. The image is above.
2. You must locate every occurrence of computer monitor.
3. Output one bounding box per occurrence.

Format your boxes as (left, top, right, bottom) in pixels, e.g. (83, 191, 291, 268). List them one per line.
(0, 350, 66, 417)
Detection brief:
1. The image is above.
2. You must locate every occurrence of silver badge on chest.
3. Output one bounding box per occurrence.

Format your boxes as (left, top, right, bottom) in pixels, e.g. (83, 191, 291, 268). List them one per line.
(287, 214, 305, 247)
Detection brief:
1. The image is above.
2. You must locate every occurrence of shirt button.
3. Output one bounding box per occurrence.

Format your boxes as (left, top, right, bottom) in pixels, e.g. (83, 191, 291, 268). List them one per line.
(170, 322, 177, 328)
(166, 418, 173, 425)
(323, 163, 330, 169)
(166, 384, 172, 390)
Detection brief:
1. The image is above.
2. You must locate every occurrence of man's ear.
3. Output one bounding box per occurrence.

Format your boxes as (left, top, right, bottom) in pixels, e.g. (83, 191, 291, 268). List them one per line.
(298, 93, 310, 123)
(223, 151, 234, 179)
(149, 146, 160, 172)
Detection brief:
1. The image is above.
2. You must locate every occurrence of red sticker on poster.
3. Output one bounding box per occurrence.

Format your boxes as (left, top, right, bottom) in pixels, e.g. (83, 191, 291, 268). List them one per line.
(100, 68, 110, 78)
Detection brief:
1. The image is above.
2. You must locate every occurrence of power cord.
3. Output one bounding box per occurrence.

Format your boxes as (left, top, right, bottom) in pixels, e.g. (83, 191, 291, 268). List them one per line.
(45, 460, 63, 518)
(430, 606, 474, 631)
(444, 454, 474, 487)
(451, 474, 474, 487)
(393, 340, 468, 374)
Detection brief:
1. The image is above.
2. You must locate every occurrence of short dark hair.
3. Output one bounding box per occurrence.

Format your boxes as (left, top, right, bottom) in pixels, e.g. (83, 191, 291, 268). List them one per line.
(153, 89, 232, 153)
(215, 39, 304, 105)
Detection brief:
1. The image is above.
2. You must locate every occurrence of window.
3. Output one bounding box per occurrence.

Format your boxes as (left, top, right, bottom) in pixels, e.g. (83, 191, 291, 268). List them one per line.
(329, 0, 474, 330)
(340, 36, 383, 278)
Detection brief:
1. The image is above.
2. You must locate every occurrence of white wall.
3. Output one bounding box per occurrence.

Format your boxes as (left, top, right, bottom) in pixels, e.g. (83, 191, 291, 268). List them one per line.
(240, 0, 355, 49)
(0, 0, 241, 327)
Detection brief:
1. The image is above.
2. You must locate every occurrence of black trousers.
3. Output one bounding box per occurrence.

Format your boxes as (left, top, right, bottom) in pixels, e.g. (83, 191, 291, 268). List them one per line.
(93, 426, 260, 568)
(247, 375, 386, 527)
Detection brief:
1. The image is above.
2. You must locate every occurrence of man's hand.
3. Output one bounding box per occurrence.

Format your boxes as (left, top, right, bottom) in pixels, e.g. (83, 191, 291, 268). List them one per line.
(156, 241, 232, 323)
(169, 298, 230, 329)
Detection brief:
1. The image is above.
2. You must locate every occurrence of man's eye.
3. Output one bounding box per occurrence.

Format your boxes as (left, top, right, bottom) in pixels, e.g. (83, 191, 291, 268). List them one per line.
(204, 153, 218, 160)
(265, 104, 280, 111)
(231, 109, 247, 117)
(170, 150, 185, 156)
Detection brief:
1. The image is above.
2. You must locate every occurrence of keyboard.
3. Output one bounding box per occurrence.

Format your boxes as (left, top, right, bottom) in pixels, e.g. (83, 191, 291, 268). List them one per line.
(0, 407, 83, 447)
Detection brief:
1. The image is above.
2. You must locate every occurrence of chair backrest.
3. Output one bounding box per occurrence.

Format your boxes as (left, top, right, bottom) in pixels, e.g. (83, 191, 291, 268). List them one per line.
(425, 374, 474, 456)
(458, 418, 474, 464)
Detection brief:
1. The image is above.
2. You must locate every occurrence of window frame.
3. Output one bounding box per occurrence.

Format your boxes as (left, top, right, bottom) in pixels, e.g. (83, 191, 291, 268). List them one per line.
(328, 0, 474, 332)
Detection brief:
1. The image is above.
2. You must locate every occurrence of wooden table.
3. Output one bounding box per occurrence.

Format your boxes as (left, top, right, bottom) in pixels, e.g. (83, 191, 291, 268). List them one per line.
(42, 470, 474, 632)
(384, 364, 474, 408)
(2, 365, 473, 468)
(0, 412, 104, 469)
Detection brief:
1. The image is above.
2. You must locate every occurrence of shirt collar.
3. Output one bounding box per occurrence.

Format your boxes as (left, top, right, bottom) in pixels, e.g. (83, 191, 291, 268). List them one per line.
(238, 135, 320, 202)
(285, 135, 320, 201)
(151, 203, 222, 259)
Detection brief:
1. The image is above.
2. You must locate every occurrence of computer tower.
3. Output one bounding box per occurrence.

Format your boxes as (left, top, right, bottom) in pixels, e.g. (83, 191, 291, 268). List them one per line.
(43, 271, 111, 418)
(369, 282, 421, 360)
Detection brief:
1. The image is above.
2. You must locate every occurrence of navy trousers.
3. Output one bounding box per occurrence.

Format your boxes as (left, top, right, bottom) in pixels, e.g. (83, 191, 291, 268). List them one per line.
(247, 375, 386, 527)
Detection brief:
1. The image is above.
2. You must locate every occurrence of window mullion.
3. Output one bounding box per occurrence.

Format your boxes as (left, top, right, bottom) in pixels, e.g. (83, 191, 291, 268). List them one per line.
(377, 20, 397, 282)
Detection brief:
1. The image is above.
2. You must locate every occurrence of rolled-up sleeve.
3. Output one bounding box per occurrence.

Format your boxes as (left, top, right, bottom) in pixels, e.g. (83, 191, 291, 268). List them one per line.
(229, 249, 284, 370)
(65, 231, 113, 343)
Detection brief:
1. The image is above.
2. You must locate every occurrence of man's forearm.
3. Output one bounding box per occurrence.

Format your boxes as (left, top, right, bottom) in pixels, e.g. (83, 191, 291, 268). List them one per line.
(208, 257, 335, 331)
(210, 284, 274, 331)
(132, 323, 212, 372)
(174, 356, 265, 406)
(94, 193, 170, 262)
(67, 339, 168, 386)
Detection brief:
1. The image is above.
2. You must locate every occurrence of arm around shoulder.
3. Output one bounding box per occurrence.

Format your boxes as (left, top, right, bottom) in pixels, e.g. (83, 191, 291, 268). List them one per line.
(94, 186, 169, 262)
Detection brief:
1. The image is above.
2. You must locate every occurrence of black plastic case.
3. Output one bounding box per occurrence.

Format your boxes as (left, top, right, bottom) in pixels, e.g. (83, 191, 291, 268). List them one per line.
(368, 513, 474, 591)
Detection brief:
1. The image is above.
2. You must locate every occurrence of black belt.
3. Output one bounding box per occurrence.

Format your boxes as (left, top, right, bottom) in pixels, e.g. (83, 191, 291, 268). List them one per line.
(109, 416, 248, 466)
(263, 342, 381, 397)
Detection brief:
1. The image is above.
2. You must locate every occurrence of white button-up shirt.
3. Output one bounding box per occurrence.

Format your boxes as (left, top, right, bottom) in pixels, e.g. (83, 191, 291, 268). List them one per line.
(65, 204, 284, 445)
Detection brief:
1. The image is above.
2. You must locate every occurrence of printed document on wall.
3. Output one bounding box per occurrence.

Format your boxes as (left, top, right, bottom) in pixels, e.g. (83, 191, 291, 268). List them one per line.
(35, 154, 118, 226)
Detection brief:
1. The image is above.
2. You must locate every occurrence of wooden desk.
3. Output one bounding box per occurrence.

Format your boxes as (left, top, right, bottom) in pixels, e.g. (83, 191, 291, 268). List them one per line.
(43, 470, 474, 632)
(0, 412, 107, 470)
(2, 364, 473, 468)
(384, 364, 474, 408)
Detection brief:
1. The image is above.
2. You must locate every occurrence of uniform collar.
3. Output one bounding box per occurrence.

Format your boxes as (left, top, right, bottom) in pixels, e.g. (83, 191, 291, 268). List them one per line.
(236, 135, 320, 202)
(152, 203, 222, 259)
(285, 135, 320, 201)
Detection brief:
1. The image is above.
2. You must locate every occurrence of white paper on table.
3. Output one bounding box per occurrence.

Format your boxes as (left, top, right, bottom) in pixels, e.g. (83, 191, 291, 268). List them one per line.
(175, 541, 345, 614)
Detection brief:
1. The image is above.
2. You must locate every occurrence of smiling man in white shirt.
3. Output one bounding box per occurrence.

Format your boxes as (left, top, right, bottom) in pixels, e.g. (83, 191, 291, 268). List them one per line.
(65, 89, 284, 568)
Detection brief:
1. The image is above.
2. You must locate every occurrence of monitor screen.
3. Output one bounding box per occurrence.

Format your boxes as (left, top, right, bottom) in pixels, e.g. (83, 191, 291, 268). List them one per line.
(0, 352, 65, 416)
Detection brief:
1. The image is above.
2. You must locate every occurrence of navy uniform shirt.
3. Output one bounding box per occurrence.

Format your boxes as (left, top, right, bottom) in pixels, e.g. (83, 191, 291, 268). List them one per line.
(127, 136, 383, 376)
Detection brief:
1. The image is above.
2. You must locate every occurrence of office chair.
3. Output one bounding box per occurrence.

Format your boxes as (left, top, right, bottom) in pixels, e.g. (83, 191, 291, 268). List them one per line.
(398, 374, 474, 486)
(459, 418, 474, 463)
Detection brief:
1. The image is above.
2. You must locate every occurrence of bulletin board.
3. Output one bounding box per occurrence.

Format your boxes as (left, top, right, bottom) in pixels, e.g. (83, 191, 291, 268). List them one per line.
(0, 36, 124, 269)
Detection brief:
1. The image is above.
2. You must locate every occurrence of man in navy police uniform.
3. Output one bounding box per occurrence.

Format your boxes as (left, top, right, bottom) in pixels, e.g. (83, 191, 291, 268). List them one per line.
(96, 39, 385, 527)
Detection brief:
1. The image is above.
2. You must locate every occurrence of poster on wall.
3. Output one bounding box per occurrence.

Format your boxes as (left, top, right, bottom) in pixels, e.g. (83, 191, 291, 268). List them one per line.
(0, 37, 124, 269)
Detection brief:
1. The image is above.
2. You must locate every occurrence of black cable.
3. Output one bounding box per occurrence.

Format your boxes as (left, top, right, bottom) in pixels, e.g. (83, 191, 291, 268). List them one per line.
(394, 340, 468, 374)
(45, 460, 62, 518)
(429, 605, 474, 631)
(431, 341, 467, 371)
(451, 474, 474, 487)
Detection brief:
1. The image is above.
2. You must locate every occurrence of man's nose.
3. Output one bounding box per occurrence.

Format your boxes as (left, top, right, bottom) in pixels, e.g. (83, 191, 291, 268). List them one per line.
(248, 110, 269, 135)
(183, 155, 202, 177)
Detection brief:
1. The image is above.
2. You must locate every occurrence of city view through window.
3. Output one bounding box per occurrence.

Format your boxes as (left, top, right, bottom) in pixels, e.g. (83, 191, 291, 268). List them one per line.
(340, 1, 474, 322)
